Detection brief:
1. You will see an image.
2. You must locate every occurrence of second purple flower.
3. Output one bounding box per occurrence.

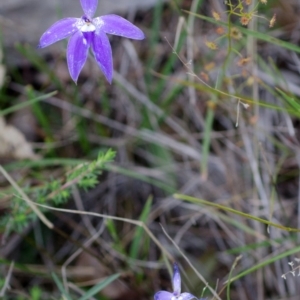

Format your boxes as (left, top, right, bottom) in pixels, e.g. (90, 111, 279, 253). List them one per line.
(38, 0, 145, 83)
(154, 263, 201, 300)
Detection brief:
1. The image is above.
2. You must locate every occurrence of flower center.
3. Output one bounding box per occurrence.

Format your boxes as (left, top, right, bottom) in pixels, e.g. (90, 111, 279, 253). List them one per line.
(171, 296, 183, 300)
(79, 16, 96, 32)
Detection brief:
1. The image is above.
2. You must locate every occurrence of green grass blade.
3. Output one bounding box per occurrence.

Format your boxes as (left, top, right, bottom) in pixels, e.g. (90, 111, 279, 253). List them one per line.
(145, 0, 164, 87)
(227, 234, 296, 255)
(201, 104, 214, 179)
(0, 91, 57, 116)
(106, 219, 126, 254)
(51, 272, 73, 300)
(78, 273, 120, 300)
(174, 193, 300, 232)
(166, 76, 300, 117)
(226, 245, 300, 284)
(129, 196, 153, 259)
(276, 88, 300, 111)
(200, 68, 223, 179)
(26, 87, 53, 140)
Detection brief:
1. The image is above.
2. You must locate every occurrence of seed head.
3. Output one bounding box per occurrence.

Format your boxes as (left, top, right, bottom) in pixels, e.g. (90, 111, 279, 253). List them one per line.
(237, 57, 251, 67)
(200, 72, 209, 82)
(216, 27, 225, 35)
(212, 10, 221, 21)
(240, 14, 251, 26)
(230, 27, 243, 40)
(205, 40, 217, 50)
(269, 14, 276, 28)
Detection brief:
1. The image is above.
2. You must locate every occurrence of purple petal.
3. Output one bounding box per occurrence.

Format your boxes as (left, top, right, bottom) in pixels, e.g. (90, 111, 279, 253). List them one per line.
(172, 263, 181, 295)
(180, 292, 198, 300)
(154, 291, 173, 300)
(91, 30, 113, 83)
(95, 15, 145, 40)
(67, 31, 91, 83)
(38, 18, 79, 48)
(80, 0, 98, 19)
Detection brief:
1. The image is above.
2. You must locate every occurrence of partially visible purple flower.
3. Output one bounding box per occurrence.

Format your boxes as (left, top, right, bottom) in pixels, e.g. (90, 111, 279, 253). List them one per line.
(154, 263, 202, 300)
(38, 0, 144, 83)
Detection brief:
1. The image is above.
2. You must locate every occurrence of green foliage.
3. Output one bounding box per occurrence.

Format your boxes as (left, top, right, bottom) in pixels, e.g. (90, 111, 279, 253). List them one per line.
(30, 286, 43, 300)
(0, 149, 116, 234)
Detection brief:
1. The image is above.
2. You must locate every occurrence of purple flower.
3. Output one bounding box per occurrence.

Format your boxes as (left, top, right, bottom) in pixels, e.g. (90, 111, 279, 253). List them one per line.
(38, 0, 144, 83)
(154, 263, 200, 300)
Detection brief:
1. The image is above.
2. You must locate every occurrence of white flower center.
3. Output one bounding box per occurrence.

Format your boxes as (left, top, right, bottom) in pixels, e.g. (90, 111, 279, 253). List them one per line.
(81, 22, 96, 32)
(76, 18, 96, 32)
